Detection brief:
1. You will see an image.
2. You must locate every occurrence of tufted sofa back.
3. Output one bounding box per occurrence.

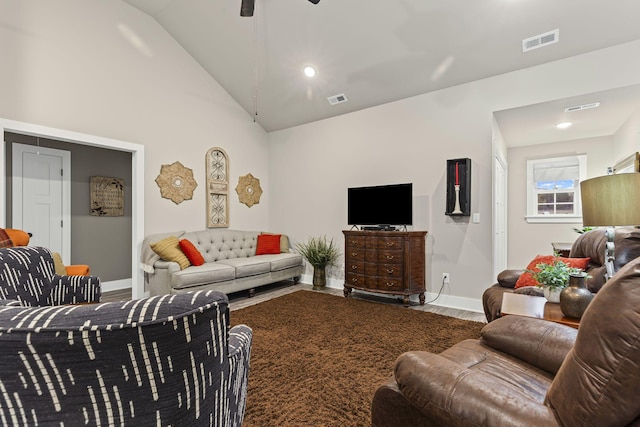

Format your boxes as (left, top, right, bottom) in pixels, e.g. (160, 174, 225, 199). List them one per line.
(182, 229, 260, 263)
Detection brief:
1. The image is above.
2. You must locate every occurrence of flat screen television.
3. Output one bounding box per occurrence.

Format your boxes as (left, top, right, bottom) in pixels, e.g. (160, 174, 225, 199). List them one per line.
(347, 183, 412, 227)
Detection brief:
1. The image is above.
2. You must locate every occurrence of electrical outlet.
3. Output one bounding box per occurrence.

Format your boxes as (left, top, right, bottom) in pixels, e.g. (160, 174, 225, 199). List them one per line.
(442, 273, 450, 284)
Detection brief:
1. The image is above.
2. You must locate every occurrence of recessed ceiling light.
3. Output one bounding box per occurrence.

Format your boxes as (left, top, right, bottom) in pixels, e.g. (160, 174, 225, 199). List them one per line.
(556, 122, 572, 129)
(303, 65, 317, 78)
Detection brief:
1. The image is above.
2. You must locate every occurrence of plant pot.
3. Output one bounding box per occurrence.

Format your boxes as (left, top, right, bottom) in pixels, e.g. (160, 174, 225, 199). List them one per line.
(312, 267, 326, 290)
(560, 272, 593, 319)
(543, 286, 562, 303)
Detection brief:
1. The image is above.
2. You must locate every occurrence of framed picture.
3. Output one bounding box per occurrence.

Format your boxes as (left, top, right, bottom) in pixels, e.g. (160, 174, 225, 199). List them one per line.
(613, 152, 640, 174)
(90, 176, 124, 216)
(445, 158, 471, 216)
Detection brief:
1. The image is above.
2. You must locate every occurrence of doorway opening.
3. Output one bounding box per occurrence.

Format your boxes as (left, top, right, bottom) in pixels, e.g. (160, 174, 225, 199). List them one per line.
(0, 118, 145, 299)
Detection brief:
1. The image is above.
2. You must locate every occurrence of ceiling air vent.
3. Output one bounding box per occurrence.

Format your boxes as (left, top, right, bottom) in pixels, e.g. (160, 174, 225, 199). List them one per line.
(565, 102, 601, 112)
(522, 29, 559, 52)
(327, 93, 348, 106)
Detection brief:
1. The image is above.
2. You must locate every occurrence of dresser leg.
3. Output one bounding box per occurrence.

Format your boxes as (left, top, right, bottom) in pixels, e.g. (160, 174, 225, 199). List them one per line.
(343, 286, 352, 297)
(419, 292, 425, 305)
(402, 295, 410, 307)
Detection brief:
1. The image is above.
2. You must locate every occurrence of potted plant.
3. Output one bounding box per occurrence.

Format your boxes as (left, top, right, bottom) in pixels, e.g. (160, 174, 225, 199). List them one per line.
(529, 258, 583, 302)
(296, 236, 341, 290)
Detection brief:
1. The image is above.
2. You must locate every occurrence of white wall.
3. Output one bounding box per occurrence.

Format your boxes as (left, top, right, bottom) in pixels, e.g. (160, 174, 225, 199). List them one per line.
(613, 108, 640, 162)
(0, 1, 270, 236)
(268, 40, 640, 311)
(506, 136, 614, 269)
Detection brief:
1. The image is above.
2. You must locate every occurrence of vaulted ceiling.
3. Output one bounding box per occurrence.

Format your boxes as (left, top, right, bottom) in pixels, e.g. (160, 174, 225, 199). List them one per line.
(122, 0, 640, 137)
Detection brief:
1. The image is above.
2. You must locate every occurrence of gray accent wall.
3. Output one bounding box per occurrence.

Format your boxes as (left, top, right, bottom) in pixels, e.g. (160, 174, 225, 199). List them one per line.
(5, 132, 132, 282)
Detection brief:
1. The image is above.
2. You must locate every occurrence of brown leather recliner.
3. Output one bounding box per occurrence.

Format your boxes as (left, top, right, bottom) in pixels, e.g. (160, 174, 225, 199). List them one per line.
(482, 227, 640, 322)
(371, 256, 640, 426)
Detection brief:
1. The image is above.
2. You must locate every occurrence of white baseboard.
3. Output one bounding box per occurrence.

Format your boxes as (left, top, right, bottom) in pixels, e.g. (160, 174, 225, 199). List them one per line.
(422, 292, 483, 313)
(316, 276, 483, 313)
(101, 278, 132, 293)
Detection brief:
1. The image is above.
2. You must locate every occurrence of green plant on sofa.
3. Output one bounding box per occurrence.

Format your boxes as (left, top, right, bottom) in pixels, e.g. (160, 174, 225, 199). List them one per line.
(296, 236, 341, 290)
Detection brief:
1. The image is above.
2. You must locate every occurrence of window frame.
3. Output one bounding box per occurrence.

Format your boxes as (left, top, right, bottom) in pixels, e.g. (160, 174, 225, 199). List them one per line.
(525, 154, 587, 224)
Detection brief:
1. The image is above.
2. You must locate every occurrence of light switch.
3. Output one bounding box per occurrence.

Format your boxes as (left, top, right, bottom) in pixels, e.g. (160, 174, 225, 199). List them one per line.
(472, 213, 480, 223)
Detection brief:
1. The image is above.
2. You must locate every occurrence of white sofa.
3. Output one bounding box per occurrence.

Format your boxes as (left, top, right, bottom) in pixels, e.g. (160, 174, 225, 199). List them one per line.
(145, 230, 303, 297)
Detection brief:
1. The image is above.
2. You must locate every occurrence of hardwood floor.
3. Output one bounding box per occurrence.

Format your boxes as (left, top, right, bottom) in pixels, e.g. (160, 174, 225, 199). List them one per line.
(101, 281, 487, 323)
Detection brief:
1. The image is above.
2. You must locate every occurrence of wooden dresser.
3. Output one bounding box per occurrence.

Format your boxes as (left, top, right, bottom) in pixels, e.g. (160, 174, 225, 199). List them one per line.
(343, 230, 427, 306)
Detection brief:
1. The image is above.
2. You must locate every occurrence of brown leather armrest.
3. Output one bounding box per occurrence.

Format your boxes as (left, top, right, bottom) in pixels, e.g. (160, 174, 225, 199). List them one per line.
(480, 316, 577, 375)
(497, 269, 524, 288)
(394, 351, 558, 425)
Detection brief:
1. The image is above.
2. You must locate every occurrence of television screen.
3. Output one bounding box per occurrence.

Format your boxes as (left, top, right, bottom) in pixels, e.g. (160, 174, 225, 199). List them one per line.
(347, 183, 412, 226)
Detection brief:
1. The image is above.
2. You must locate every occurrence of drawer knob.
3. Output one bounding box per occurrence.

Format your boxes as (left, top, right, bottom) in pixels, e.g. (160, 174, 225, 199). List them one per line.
(386, 269, 394, 274)
(351, 252, 358, 257)
(386, 255, 394, 260)
(386, 242, 395, 247)
(351, 265, 358, 270)
(351, 277, 358, 283)
(385, 282, 394, 287)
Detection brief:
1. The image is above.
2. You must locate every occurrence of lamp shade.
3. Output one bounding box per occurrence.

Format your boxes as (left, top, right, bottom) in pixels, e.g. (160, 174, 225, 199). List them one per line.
(580, 173, 640, 226)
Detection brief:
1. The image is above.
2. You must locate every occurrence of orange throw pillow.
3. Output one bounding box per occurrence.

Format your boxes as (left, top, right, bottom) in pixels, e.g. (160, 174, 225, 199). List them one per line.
(5, 229, 30, 246)
(515, 255, 590, 289)
(179, 239, 205, 266)
(256, 234, 282, 255)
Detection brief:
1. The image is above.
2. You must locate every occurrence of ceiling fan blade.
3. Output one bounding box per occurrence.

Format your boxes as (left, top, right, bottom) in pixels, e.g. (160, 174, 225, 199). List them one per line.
(240, 0, 255, 17)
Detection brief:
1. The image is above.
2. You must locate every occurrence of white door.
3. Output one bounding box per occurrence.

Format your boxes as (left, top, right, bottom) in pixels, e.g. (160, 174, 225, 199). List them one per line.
(12, 143, 71, 261)
(494, 155, 507, 278)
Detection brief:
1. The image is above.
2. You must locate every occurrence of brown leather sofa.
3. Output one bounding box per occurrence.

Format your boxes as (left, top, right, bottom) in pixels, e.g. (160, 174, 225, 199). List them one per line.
(371, 256, 640, 426)
(482, 227, 640, 322)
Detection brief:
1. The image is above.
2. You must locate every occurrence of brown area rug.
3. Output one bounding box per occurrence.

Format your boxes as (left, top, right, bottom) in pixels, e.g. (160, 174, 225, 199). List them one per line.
(231, 290, 484, 426)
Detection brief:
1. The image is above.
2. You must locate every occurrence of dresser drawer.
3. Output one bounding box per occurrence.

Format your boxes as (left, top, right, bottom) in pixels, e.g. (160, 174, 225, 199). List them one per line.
(346, 261, 365, 275)
(375, 236, 403, 250)
(345, 272, 366, 288)
(346, 236, 366, 249)
(346, 247, 366, 262)
(378, 264, 402, 279)
(378, 249, 402, 264)
(377, 277, 404, 292)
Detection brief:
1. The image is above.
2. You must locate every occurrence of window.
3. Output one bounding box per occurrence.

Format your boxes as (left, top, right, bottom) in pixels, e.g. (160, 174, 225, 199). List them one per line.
(526, 155, 587, 223)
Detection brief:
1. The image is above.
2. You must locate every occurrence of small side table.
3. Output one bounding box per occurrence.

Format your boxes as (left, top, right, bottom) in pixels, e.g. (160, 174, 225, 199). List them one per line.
(551, 242, 572, 257)
(501, 293, 580, 329)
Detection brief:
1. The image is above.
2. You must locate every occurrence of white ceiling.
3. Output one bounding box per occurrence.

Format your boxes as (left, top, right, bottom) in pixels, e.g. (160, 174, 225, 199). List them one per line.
(495, 83, 640, 147)
(121, 0, 640, 138)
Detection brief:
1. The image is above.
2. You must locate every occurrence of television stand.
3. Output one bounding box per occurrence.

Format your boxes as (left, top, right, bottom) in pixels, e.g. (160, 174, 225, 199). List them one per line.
(343, 230, 427, 307)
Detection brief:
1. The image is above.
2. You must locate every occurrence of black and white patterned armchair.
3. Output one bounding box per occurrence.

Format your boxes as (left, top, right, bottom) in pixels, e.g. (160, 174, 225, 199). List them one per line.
(0, 290, 252, 425)
(0, 246, 101, 306)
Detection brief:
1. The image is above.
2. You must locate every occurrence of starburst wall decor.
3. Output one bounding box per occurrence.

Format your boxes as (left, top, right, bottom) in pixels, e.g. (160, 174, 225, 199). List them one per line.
(155, 161, 198, 204)
(236, 173, 263, 207)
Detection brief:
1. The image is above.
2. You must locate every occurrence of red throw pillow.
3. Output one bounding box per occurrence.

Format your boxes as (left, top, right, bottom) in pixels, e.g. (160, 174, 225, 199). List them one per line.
(256, 234, 282, 255)
(179, 239, 205, 266)
(515, 255, 590, 289)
